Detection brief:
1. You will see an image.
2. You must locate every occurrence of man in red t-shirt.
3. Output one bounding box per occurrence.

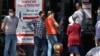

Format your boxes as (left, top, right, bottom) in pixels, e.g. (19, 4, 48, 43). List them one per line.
(45, 11, 59, 56)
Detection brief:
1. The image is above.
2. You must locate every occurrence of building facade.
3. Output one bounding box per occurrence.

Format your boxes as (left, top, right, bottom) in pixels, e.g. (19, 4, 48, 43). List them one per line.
(0, 0, 100, 56)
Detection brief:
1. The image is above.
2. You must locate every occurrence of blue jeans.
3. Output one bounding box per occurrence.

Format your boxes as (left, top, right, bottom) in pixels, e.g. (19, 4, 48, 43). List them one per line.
(4, 34, 17, 56)
(33, 36, 48, 56)
(46, 34, 58, 56)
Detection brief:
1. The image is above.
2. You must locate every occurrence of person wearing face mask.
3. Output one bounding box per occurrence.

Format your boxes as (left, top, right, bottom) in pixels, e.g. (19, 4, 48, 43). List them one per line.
(9, 12, 14, 16)
(1, 8, 19, 56)
(67, 16, 82, 56)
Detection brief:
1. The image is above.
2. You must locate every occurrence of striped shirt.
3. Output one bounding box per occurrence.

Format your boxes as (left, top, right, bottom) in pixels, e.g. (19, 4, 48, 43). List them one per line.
(27, 18, 46, 39)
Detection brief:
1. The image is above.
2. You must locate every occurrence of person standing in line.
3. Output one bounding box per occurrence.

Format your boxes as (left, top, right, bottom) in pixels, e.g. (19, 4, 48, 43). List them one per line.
(95, 20, 100, 46)
(95, 7, 100, 46)
(67, 16, 82, 56)
(27, 11, 47, 56)
(45, 11, 59, 56)
(56, 10, 64, 43)
(72, 2, 86, 56)
(1, 8, 19, 56)
(72, 2, 86, 31)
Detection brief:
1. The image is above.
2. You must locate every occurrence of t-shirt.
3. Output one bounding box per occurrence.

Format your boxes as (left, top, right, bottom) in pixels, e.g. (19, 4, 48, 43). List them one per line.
(72, 9, 83, 25)
(3, 16, 19, 34)
(45, 16, 57, 34)
(27, 18, 46, 38)
(72, 9, 87, 31)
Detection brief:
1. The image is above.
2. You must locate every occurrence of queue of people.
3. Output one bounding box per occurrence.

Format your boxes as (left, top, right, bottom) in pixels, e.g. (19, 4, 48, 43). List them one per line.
(1, 2, 99, 56)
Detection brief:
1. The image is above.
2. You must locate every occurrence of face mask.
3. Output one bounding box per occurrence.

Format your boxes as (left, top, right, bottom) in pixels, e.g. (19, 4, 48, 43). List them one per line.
(9, 13, 14, 16)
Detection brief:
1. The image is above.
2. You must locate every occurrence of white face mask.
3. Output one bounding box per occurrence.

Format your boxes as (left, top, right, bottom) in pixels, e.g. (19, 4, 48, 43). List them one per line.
(9, 13, 14, 16)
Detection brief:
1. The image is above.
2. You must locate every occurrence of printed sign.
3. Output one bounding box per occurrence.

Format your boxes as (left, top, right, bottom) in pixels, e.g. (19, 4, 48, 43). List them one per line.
(15, 0, 44, 45)
(82, 3, 92, 19)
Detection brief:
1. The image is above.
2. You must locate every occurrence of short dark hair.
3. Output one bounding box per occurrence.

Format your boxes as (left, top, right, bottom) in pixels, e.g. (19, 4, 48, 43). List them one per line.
(39, 11, 45, 16)
(76, 2, 82, 7)
(47, 10, 54, 16)
(9, 8, 15, 11)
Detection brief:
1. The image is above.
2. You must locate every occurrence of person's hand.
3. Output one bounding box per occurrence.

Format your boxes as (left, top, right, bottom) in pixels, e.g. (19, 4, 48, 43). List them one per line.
(1, 29, 5, 33)
(59, 23, 63, 28)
